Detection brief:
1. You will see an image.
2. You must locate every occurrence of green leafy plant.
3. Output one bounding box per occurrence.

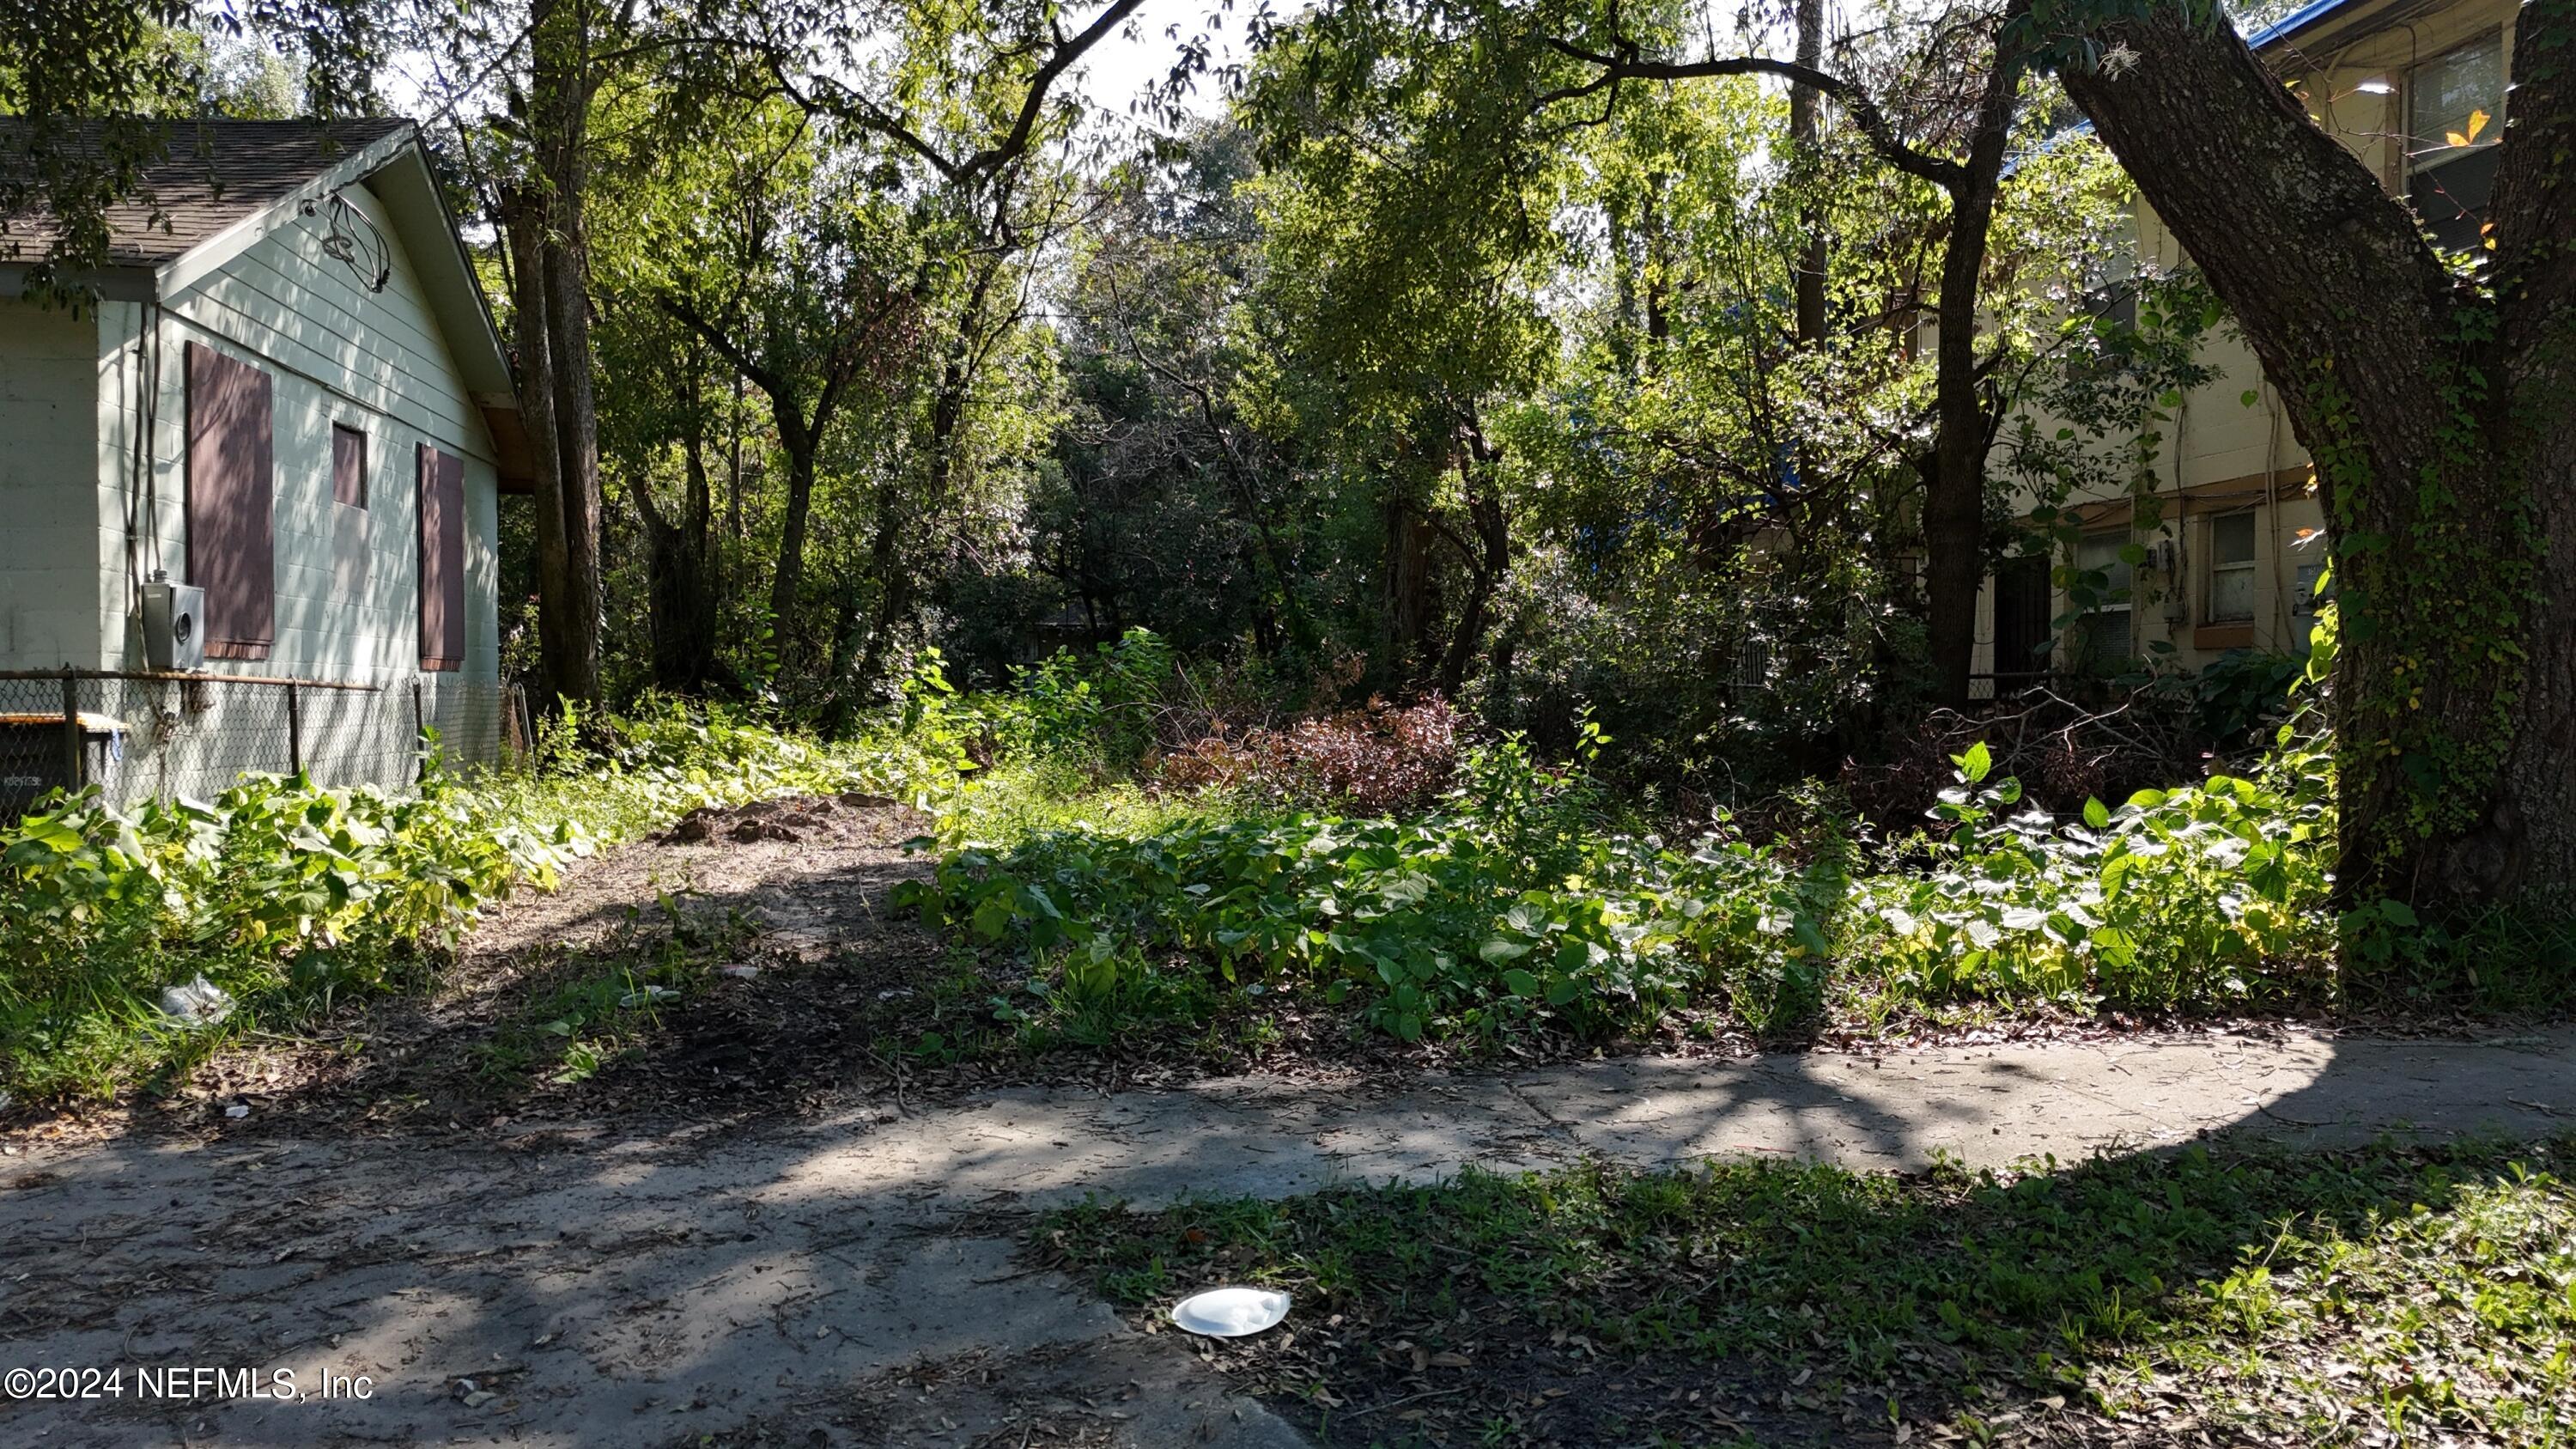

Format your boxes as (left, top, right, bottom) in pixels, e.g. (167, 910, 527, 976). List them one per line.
(982, 627, 1176, 769)
(902, 727, 2350, 1047)
(1, 703, 951, 1101)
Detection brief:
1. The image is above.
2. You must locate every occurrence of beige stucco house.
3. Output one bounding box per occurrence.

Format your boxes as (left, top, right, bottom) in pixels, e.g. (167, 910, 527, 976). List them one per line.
(0, 119, 535, 804)
(1973, 0, 2514, 690)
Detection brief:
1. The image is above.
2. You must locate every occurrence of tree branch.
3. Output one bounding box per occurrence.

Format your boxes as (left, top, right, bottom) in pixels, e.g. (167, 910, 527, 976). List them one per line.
(1536, 36, 1967, 192)
(654, 292, 811, 450)
(2053, 4, 2458, 498)
(756, 0, 1144, 188)
(955, 0, 1145, 181)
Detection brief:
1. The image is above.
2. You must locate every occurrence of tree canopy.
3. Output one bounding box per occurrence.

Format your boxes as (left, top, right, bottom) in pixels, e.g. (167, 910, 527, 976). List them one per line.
(8, 0, 2573, 931)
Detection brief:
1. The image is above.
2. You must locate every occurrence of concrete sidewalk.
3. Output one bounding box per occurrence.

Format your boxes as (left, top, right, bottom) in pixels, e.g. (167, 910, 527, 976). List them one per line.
(805, 1026, 2576, 1209)
(5, 1027, 2571, 1447)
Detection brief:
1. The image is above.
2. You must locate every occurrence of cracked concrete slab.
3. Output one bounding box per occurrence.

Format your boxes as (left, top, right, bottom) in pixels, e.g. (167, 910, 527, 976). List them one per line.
(5, 1026, 2571, 1446)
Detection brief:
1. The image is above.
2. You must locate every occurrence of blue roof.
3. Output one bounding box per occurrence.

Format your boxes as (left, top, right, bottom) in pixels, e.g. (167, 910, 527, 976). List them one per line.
(2002, 0, 2372, 176)
(2247, 0, 2365, 51)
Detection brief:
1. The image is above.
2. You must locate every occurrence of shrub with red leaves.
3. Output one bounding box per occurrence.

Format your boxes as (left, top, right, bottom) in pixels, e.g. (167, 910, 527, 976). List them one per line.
(1153, 698, 1461, 815)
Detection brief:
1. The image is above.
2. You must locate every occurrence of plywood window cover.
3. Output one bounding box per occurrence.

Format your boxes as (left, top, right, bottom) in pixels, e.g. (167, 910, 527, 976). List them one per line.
(417, 444, 465, 672)
(333, 423, 368, 508)
(184, 341, 276, 661)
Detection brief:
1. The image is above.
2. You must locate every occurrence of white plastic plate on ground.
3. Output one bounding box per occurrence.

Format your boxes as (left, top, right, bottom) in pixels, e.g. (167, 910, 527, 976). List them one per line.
(1170, 1286, 1291, 1337)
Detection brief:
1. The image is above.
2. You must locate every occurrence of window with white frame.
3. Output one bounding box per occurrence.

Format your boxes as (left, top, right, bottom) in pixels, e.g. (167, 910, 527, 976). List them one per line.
(2208, 512, 2257, 624)
(2075, 529, 2135, 670)
(2409, 33, 2505, 254)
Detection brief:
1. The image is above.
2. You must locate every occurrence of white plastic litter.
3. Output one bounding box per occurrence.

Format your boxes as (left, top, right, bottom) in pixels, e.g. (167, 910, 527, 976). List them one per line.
(159, 974, 235, 1028)
(617, 985, 680, 1008)
(223, 1103, 251, 1119)
(1170, 1287, 1291, 1338)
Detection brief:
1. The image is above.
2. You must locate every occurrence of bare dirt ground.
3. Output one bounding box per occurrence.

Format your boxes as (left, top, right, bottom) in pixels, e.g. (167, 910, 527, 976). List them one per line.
(27, 794, 952, 1145)
(7, 810, 2575, 1446)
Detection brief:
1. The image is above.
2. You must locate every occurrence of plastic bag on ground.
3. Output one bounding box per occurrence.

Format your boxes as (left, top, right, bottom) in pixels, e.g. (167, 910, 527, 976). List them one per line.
(159, 974, 235, 1028)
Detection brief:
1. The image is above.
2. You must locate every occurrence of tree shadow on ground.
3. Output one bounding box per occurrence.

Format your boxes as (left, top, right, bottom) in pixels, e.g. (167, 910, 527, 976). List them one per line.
(3, 1009, 2571, 1446)
(1040, 1057, 2576, 1447)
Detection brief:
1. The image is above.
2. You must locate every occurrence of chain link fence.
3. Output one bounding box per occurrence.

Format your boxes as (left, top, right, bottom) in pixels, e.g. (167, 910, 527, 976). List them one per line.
(0, 670, 519, 819)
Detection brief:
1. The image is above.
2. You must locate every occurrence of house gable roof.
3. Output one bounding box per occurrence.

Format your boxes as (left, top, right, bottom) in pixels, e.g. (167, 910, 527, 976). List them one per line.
(1, 118, 533, 492)
(0, 118, 409, 267)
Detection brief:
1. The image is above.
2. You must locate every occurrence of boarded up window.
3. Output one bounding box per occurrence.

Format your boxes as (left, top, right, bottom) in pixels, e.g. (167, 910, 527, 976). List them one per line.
(417, 444, 466, 671)
(332, 424, 368, 508)
(185, 341, 275, 661)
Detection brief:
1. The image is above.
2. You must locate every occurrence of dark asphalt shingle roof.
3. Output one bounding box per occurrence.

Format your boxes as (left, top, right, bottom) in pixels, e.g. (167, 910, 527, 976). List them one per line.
(0, 118, 410, 267)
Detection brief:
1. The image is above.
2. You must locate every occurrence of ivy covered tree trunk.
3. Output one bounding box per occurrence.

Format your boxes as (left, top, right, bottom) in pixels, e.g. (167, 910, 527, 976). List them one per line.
(2058, 3, 2576, 916)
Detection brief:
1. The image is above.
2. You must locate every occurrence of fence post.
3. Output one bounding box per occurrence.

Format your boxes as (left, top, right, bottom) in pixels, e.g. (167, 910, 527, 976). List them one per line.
(59, 667, 84, 791)
(285, 681, 303, 776)
(411, 679, 426, 784)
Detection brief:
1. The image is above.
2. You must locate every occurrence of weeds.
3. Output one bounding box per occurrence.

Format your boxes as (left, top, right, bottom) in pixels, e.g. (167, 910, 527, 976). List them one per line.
(902, 728, 2342, 1046)
(0, 695, 952, 1103)
(473, 890, 760, 1088)
(1040, 1137, 2576, 1445)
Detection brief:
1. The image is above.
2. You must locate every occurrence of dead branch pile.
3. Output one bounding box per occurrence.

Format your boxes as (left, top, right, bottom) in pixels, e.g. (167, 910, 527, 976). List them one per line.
(1843, 686, 2206, 825)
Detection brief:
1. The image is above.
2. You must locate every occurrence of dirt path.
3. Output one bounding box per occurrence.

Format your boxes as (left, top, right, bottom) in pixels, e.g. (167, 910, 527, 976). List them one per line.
(7, 828, 2574, 1447)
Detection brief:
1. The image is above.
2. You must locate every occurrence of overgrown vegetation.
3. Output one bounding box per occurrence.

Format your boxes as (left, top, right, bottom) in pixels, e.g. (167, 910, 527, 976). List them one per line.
(904, 667, 2343, 1050)
(0, 698, 954, 1102)
(1041, 1137, 2576, 1445)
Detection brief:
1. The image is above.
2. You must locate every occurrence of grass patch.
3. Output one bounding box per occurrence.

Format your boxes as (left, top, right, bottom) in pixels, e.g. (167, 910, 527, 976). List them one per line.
(1039, 1137, 2576, 1446)
(939, 753, 1260, 851)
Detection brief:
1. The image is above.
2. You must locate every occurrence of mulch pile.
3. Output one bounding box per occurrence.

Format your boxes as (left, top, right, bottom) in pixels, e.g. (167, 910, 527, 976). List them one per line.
(662, 790, 902, 846)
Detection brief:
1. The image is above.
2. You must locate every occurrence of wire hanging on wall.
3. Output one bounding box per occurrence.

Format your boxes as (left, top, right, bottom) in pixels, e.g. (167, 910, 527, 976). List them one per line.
(301, 189, 392, 293)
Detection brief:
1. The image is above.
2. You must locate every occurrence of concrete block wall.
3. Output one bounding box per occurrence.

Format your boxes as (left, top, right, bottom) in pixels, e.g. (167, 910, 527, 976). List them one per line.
(0, 298, 112, 670)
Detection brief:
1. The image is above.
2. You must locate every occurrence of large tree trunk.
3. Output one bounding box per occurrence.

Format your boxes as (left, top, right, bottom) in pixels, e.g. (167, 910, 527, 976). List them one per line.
(2058, 3, 2576, 913)
(1920, 29, 2026, 708)
(769, 436, 818, 657)
(633, 392, 726, 693)
(503, 191, 575, 707)
(516, 0, 604, 709)
(1789, 0, 1828, 347)
(1382, 494, 1437, 679)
